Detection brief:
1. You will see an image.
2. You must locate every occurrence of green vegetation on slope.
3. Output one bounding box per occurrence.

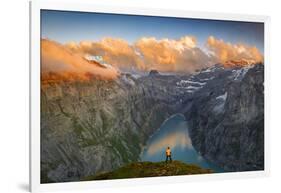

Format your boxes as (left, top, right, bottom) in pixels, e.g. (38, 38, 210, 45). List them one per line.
(84, 161, 212, 181)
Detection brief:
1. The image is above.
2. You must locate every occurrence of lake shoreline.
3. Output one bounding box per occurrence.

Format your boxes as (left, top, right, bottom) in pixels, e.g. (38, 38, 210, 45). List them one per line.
(140, 114, 224, 172)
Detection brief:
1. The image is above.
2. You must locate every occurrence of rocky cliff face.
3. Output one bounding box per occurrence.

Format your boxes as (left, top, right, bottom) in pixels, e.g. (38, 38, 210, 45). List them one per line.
(185, 64, 264, 171)
(41, 64, 264, 183)
(41, 72, 183, 183)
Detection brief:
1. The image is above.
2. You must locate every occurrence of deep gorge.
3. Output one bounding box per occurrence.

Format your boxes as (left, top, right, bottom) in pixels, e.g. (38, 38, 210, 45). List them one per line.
(41, 64, 264, 183)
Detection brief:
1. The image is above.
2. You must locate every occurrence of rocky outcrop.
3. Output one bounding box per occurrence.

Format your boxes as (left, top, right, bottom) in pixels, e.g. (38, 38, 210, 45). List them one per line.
(149, 69, 160, 76)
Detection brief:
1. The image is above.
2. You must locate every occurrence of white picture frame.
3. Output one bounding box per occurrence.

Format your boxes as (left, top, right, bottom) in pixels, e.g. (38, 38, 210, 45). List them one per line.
(30, 0, 270, 192)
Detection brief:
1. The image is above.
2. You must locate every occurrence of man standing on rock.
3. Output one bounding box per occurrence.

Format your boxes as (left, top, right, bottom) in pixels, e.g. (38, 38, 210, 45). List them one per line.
(165, 147, 172, 163)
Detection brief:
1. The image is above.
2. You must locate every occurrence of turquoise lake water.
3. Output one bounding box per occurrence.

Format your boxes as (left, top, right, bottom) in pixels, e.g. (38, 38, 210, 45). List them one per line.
(141, 114, 223, 172)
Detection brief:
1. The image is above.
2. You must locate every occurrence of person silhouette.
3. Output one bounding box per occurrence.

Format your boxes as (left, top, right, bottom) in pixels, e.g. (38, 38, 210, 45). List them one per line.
(165, 147, 172, 163)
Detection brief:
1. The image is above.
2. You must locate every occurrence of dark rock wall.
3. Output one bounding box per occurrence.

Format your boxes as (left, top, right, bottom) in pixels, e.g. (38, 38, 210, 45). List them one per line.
(185, 65, 264, 171)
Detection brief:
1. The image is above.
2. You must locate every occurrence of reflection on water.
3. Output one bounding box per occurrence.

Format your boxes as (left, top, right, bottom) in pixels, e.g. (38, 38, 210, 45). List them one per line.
(141, 114, 223, 172)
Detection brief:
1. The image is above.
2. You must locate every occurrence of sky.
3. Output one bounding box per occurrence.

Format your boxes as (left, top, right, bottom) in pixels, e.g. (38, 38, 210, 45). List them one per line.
(41, 10, 264, 77)
(41, 10, 264, 52)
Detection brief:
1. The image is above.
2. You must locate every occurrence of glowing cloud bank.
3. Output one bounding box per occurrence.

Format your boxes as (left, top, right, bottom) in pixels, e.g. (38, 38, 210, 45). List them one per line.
(65, 36, 217, 73)
(41, 35, 264, 82)
(207, 36, 263, 66)
(65, 35, 263, 73)
(41, 39, 119, 82)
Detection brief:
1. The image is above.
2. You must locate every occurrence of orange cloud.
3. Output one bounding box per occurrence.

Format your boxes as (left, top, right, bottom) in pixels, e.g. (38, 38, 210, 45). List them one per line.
(66, 36, 214, 73)
(136, 36, 218, 72)
(41, 39, 119, 83)
(66, 38, 146, 71)
(207, 36, 264, 66)
(47, 35, 263, 79)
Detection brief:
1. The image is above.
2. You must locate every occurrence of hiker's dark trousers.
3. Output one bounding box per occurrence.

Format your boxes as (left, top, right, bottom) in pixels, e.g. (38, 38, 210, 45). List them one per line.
(166, 155, 172, 163)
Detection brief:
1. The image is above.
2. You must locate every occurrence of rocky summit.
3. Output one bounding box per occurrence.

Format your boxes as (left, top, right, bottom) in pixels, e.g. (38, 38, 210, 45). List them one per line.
(41, 63, 264, 183)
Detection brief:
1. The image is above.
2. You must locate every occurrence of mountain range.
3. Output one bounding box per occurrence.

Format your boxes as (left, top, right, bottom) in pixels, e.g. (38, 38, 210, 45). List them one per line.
(41, 62, 264, 183)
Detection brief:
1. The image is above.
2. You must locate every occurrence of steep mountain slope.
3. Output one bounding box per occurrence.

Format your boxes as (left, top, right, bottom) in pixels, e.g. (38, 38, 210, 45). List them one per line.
(41, 73, 181, 183)
(41, 63, 264, 183)
(185, 64, 264, 171)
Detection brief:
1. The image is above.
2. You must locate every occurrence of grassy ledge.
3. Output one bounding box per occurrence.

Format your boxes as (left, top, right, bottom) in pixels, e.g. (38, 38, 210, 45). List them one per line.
(84, 161, 212, 181)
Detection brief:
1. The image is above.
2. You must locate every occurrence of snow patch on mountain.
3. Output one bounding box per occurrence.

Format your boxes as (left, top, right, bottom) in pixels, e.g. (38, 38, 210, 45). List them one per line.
(216, 92, 228, 101)
(198, 65, 224, 74)
(176, 79, 206, 93)
(199, 77, 215, 81)
(177, 80, 206, 86)
(231, 65, 255, 81)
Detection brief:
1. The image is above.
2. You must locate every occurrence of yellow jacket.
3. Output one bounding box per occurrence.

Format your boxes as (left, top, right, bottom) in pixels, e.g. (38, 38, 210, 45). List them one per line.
(166, 149, 171, 156)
